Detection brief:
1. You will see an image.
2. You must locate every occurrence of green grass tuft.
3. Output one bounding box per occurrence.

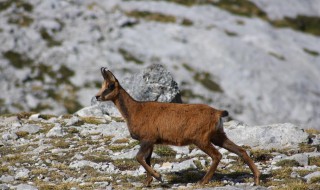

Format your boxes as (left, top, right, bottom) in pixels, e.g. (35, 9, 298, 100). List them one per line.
(3, 51, 34, 69)
(119, 48, 144, 65)
(154, 145, 176, 157)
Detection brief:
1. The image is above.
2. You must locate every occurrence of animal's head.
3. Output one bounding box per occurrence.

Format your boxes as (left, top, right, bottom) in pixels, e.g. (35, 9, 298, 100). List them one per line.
(95, 67, 120, 101)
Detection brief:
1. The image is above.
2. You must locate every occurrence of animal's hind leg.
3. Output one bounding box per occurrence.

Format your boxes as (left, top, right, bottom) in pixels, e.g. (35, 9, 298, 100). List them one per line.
(195, 142, 222, 185)
(144, 146, 154, 186)
(212, 133, 260, 185)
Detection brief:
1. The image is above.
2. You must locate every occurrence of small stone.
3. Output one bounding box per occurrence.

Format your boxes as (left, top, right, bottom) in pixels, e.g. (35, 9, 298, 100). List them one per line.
(2, 133, 18, 141)
(46, 124, 64, 137)
(283, 154, 309, 166)
(304, 171, 320, 183)
(291, 171, 300, 178)
(19, 124, 40, 134)
(29, 114, 41, 120)
(160, 162, 173, 170)
(16, 184, 38, 190)
(15, 168, 30, 180)
(0, 175, 14, 183)
(0, 184, 9, 190)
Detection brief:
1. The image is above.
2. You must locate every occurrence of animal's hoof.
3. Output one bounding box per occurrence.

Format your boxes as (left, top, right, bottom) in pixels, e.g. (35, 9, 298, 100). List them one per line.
(144, 176, 153, 187)
(197, 179, 208, 185)
(154, 173, 163, 183)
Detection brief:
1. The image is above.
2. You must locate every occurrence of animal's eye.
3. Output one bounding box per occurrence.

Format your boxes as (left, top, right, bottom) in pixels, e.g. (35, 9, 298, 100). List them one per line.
(108, 83, 115, 90)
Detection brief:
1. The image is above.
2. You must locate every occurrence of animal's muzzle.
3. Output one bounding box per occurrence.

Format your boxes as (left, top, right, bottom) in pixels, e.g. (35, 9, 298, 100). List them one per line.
(95, 95, 101, 101)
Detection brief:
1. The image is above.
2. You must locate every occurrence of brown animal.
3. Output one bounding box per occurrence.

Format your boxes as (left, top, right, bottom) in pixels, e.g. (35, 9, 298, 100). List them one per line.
(95, 67, 260, 186)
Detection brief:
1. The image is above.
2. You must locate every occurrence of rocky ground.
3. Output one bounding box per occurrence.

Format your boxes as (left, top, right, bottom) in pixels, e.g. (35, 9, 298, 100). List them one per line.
(1, 112, 320, 190)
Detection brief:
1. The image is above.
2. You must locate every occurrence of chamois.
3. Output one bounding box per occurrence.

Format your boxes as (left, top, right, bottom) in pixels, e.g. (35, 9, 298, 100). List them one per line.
(95, 67, 260, 186)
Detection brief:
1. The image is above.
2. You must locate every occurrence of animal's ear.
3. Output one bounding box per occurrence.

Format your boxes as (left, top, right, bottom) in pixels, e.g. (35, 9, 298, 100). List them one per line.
(100, 67, 116, 82)
(106, 70, 117, 82)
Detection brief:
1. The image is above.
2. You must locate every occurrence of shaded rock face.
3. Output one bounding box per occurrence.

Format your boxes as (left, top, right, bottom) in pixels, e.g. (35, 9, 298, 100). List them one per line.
(88, 64, 181, 117)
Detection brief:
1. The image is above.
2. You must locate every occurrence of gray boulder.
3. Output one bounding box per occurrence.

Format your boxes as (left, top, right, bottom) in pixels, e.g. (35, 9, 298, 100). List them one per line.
(75, 105, 106, 117)
(16, 184, 38, 190)
(18, 124, 40, 134)
(121, 64, 181, 103)
(304, 171, 320, 183)
(0, 175, 14, 183)
(282, 154, 309, 166)
(224, 121, 308, 149)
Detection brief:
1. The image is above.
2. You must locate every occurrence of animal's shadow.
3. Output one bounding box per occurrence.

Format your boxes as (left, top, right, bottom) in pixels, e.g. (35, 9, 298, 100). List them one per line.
(163, 168, 270, 185)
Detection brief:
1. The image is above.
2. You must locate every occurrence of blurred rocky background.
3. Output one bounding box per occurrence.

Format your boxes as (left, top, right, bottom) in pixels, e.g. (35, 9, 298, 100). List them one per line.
(0, 0, 319, 129)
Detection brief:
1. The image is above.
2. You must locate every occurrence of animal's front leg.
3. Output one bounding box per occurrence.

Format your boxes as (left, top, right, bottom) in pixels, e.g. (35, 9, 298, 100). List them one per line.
(144, 145, 154, 186)
(136, 141, 162, 184)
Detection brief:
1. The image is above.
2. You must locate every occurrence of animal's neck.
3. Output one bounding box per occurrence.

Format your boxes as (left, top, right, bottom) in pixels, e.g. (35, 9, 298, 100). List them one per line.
(112, 87, 137, 122)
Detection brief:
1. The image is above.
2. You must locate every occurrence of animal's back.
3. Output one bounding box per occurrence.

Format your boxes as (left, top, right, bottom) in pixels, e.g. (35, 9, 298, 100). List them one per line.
(137, 101, 222, 145)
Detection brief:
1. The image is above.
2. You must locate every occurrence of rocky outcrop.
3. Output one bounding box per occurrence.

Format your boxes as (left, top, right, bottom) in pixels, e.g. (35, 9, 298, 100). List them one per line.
(224, 121, 309, 149)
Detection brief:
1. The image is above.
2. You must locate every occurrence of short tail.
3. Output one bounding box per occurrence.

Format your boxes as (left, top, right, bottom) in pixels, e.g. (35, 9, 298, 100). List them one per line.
(221, 110, 229, 117)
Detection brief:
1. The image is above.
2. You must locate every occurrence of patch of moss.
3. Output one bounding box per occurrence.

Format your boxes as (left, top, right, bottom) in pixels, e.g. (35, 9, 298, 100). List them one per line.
(0, 0, 33, 12)
(162, 0, 202, 7)
(275, 159, 300, 167)
(64, 98, 83, 114)
(224, 30, 238, 36)
(181, 18, 193, 26)
(66, 127, 79, 134)
(40, 28, 62, 47)
(154, 145, 176, 157)
(103, 135, 114, 145)
(193, 72, 223, 93)
(303, 48, 319, 56)
(269, 52, 286, 61)
(80, 117, 105, 125)
(272, 180, 310, 190)
(8, 14, 34, 27)
(114, 138, 130, 144)
(309, 156, 320, 167)
(53, 139, 70, 149)
(271, 15, 320, 36)
(15, 131, 29, 138)
(211, 0, 267, 18)
(30, 103, 53, 113)
(109, 144, 128, 152)
(180, 89, 212, 103)
(0, 165, 9, 174)
(113, 159, 140, 170)
(250, 149, 274, 162)
(17, 111, 36, 119)
(119, 48, 144, 65)
(126, 10, 176, 23)
(84, 153, 111, 163)
(310, 176, 320, 184)
(271, 167, 292, 179)
(182, 63, 195, 72)
(3, 50, 34, 69)
(39, 114, 57, 120)
(57, 65, 75, 83)
(299, 143, 320, 153)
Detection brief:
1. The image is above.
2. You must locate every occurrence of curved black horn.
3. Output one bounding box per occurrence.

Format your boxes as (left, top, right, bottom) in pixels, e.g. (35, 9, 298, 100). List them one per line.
(101, 67, 108, 79)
